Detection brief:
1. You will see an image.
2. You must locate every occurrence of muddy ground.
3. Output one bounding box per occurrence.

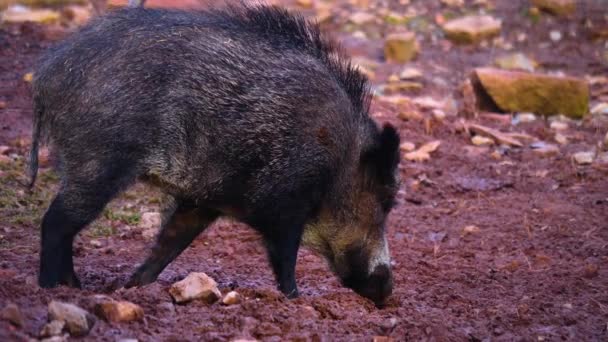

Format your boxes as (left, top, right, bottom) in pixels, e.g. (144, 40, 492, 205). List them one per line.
(1, 0, 608, 341)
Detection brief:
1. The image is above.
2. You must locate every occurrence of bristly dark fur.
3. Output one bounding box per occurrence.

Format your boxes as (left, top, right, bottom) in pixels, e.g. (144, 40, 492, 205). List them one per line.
(208, 3, 372, 116)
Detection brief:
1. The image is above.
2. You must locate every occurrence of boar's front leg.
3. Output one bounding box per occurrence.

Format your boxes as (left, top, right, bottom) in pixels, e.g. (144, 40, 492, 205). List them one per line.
(261, 222, 305, 299)
(126, 198, 218, 287)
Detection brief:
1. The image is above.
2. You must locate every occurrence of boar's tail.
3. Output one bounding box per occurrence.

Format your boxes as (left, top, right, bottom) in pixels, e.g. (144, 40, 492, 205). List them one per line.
(27, 98, 43, 189)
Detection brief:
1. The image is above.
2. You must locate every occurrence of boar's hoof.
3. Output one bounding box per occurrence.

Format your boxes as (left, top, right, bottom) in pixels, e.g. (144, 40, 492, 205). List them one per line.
(282, 288, 299, 299)
(38, 272, 81, 289)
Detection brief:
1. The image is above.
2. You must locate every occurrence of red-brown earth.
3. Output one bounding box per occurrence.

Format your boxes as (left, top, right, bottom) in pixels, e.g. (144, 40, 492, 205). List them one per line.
(1, 0, 607, 341)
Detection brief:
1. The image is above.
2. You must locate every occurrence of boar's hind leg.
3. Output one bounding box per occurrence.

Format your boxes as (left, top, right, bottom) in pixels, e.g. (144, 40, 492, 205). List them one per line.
(39, 164, 137, 288)
(125, 199, 218, 287)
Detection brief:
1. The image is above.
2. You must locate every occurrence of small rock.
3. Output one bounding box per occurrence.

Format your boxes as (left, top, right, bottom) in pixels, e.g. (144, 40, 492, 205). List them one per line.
(222, 291, 241, 305)
(40, 320, 66, 338)
(440, 0, 464, 7)
(590, 103, 608, 115)
(471, 135, 494, 146)
(472, 68, 589, 118)
(462, 225, 480, 236)
(398, 111, 424, 121)
(40, 335, 69, 342)
(404, 140, 441, 162)
(400, 142, 416, 152)
(1, 303, 24, 327)
(442, 15, 502, 44)
(23, 72, 34, 83)
(2, 7, 61, 24)
(554, 133, 568, 145)
(572, 151, 595, 165)
(373, 337, 395, 342)
(384, 32, 419, 63)
(532, 0, 576, 17)
(432, 109, 446, 121)
(495, 53, 537, 72)
(550, 121, 568, 131)
(549, 30, 562, 42)
(60, 6, 91, 26)
(383, 81, 423, 94)
(583, 263, 599, 278)
(467, 123, 523, 147)
(89, 239, 103, 248)
(94, 300, 144, 323)
(531, 141, 560, 156)
(0, 100, 6, 109)
(314, 2, 332, 23)
(349, 12, 375, 26)
(0, 145, 12, 155)
(516, 113, 537, 123)
(605, 132, 608, 147)
(295, 0, 314, 9)
(48, 301, 95, 337)
(169, 272, 222, 304)
(399, 67, 423, 80)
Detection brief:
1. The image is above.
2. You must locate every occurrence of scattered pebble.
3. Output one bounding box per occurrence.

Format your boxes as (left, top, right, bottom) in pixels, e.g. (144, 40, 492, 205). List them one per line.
(2, 7, 61, 24)
(1, 303, 24, 327)
(94, 299, 144, 323)
(373, 336, 395, 342)
(550, 121, 568, 131)
(169, 272, 222, 304)
(516, 112, 537, 123)
(590, 102, 608, 115)
(532, 0, 576, 17)
(48, 301, 95, 337)
(348, 12, 375, 26)
(442, 15, 502, 44)
(595, 152, 608, 164)
(404, 140, 441, 162)
(554, 133, 568, 145)
(23, 72, 33, 83)
(384, 32, 419, 63)
(40, 320, 66, 338)
(222, 291, 241, 305)
(583, 263, 599, 278)
(549, 30, 562, 42)
(400, 142, 416, 152)
(530, 141, 560, 156)
(399, 67, 423, 80)
(495, 53, 537, 72)
(0, 100, 6, 109)
(462, 225, 481, 236)
(572, 151, 595, 165)
(432, 109, 446, 121)
(471, 135, 494, 146)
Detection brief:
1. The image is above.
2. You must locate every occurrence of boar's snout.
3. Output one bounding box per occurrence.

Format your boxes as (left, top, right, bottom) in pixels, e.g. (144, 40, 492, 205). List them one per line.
(353, 264, 393, 307)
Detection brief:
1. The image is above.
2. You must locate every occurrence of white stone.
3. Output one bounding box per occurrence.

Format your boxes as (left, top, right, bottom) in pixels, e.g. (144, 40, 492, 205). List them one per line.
(169, 272, 221, 304)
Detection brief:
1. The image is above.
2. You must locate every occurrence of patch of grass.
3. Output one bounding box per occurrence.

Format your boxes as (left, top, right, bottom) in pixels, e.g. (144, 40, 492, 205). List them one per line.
(103, 208, 141, 226)
(88, 223, 116, 238)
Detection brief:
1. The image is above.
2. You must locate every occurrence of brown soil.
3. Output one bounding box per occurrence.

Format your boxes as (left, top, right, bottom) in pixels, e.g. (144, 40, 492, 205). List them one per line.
(1, 1, 608, 341)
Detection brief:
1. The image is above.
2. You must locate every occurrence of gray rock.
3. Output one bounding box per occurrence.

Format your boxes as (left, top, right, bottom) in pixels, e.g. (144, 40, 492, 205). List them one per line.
(48, 301, 95, 336)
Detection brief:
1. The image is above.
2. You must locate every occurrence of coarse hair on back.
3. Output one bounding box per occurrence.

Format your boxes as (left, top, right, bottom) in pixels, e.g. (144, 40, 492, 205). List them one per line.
(212, 2, 372, 116)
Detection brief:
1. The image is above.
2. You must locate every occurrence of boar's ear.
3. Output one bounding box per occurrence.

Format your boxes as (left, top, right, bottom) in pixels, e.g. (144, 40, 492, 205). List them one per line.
(360, 123, 400, 185)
